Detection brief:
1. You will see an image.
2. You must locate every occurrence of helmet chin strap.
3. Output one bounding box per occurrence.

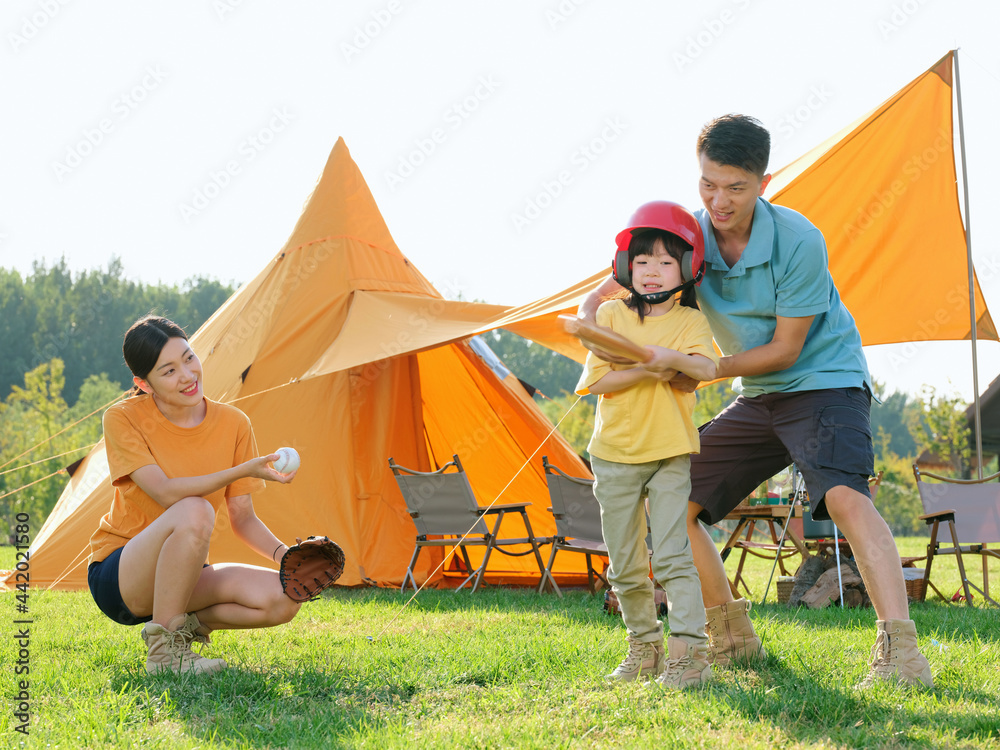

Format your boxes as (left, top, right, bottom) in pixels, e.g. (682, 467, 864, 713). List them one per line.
(637, 278, 693, 305)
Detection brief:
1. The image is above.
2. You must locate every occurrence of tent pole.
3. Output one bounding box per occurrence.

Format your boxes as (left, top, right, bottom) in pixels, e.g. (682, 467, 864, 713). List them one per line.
(954, 48, 983, 478)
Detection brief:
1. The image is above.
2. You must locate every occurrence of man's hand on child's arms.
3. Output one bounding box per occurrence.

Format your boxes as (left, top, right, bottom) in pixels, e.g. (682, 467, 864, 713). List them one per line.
(667, 373, 700, 392)
(642, 347, 716, 383)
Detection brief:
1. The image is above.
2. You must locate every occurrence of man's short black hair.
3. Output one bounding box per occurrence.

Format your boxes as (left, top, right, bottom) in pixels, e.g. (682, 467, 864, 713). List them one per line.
(697, 114, 770, 178)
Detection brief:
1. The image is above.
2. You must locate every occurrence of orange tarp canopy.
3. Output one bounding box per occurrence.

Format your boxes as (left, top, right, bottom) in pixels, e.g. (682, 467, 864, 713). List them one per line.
(767, 50, 996, 347)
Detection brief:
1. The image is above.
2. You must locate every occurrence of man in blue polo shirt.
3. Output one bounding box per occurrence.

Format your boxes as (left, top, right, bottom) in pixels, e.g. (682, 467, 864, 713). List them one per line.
(581, 114, 931, 689)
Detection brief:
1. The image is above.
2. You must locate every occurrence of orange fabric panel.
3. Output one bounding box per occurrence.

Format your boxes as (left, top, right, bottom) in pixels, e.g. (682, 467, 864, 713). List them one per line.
(768, 51, 997, 347)
(417, 342, 593, 579)
(302, 291, 509, 379)
(8, 448, 113, 590)
(206, 365, 438, 587)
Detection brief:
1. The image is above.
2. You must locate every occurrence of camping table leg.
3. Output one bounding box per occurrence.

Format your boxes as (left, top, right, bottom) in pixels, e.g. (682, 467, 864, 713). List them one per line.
(784, 527, 809, 561)
(777, 509, 810, 562)
(731, 520, 759, 598)
(721, 517, 751, 597)
(764, 516, 796, 577)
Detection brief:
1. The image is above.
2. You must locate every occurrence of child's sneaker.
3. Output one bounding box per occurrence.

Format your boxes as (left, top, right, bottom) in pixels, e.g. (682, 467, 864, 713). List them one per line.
(605, 635, 664, 682)
(654, 637, 712, 689)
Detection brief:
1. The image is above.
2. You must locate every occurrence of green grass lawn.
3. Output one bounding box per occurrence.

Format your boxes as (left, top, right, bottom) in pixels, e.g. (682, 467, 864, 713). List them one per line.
(1, 539, 997, 749)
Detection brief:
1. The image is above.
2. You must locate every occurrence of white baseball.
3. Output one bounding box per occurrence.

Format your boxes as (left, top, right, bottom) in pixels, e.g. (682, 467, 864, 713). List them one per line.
(272, 447, 300, 474)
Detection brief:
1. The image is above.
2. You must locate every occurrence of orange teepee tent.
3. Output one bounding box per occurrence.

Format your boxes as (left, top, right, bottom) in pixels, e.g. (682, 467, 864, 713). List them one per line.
(7, 138, 593, 592)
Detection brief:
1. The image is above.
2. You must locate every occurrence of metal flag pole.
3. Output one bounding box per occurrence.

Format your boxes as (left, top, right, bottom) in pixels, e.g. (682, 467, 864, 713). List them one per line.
(954, 48, 984, 478)
(833, 521, 844, 608)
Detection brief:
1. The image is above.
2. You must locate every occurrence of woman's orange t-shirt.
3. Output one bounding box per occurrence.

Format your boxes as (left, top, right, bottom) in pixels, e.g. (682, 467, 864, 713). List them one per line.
(88, 394, 266, 565)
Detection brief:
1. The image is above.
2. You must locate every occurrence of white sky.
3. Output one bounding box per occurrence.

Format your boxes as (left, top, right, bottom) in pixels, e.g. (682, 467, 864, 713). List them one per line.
(4, 0, 1000, 402)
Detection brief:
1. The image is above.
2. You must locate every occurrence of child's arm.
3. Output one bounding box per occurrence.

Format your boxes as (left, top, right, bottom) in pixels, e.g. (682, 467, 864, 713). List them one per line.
(642, 347, 717, 382)
(587, 366, 671, 395)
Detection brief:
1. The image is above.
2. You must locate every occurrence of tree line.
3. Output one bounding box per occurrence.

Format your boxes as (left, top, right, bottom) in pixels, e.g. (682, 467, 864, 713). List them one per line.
(1, 260, 235, 535)
(0, 258, 234, 404)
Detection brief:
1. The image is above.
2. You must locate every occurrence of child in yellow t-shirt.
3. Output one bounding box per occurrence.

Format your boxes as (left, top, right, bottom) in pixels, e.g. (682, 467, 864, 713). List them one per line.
(576, 201, 718, 689)
(87, 315, 301, 675)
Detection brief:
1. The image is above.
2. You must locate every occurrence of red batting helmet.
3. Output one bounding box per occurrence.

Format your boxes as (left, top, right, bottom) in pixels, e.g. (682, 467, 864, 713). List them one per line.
(611, 201, 705, 299)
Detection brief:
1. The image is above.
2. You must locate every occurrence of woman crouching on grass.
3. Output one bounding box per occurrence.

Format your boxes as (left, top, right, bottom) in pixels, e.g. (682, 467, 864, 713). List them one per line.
(87, 315, 301, 674)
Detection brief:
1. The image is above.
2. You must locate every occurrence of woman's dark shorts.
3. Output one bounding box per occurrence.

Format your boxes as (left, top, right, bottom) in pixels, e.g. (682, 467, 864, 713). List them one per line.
(87, 546, 151, 626)
(690, 387, 875, 525)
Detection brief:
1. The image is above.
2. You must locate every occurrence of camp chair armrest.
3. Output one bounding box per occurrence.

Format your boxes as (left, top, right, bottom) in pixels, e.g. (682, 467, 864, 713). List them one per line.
(916, 467, 1000, 484)
(483, 502, 531, 513)
(918, 509, 956, 522)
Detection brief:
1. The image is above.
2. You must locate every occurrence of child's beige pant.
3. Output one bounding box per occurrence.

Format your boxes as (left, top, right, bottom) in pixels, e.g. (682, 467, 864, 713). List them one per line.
(591, 455, 707, 645)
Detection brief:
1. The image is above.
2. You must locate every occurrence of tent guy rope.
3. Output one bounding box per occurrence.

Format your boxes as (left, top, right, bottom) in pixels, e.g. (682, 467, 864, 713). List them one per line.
(0, 444, 96, 479)
(0, 394, 120, 472)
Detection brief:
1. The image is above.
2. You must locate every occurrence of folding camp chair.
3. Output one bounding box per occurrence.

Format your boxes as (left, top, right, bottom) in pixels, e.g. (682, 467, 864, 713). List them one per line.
(912, 464, 1000, 607)
(537, 456, 609, 597)
(389, 454, 545, 593)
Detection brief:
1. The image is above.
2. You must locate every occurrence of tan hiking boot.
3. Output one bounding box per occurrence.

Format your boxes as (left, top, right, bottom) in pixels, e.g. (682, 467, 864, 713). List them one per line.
(705, 598, 767, 666)
(856, 619, 933, 689)
(654, 637, 713, 689)
(141, 615, 227, 675)
(605, 636, 665, 682)
(181, 613, 213, 649)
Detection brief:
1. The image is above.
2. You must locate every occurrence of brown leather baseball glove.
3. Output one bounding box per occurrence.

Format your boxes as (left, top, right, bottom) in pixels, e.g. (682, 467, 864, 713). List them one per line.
(278, 536, 345, 602)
